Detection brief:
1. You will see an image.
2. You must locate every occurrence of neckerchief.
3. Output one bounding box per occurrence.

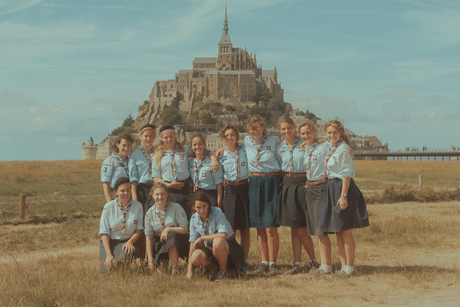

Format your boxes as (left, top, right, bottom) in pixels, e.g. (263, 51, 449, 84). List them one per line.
(323, 140, 343, 179)
(305, 139, 319, 174)
(116, 196, 132, 234)
(284, 136, 300, 174)
(140, 145, 153, 178)
(250, 134, 268, 168)
(113, 152, 129, 178)
(168, 143, 178, 179)
(192, 155, 208, 192)
(154, 201, 169, 232)
(225, 146, 241, 181)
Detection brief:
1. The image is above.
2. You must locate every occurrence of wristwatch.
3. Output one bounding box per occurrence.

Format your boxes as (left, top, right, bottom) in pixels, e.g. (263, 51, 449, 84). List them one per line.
(341, 193, 347, 197)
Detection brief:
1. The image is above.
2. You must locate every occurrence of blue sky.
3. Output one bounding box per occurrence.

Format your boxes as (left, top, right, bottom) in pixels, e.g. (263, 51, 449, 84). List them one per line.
(1, 0, 459, 160)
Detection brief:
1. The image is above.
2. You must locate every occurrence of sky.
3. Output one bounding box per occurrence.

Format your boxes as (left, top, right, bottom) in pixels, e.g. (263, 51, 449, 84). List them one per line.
(1, 0, 460, 161)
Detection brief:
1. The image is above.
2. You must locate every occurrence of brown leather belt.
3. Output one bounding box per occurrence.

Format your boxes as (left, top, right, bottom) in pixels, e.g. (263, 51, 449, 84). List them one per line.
(225, 179, 249, 186)
(251, 172, 282, 177)
(304, 177, 328, 188)
(110, 238, 129, 243)
(284, 173, 306, 178)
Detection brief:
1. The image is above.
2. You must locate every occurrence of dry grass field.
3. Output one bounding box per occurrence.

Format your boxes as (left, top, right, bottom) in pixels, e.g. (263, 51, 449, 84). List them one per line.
(1, 160, 460, 306)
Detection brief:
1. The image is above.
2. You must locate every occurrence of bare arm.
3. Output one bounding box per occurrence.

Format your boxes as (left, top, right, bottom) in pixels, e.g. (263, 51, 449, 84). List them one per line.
(122, 229, 143, 254)
(102, 182, 112, 203)
(131, 181, 139, 202)
(101, 234, 114, 272)
(146, 235, 155, 272)
(216, 183, 223, 209)
(338, 176, 351, 210)
(160, 225, 188, 243)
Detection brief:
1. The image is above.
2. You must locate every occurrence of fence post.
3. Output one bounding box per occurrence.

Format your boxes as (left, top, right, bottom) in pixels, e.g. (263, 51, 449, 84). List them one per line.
(19, 194, 26, 219)
(419, 175, 423, 195)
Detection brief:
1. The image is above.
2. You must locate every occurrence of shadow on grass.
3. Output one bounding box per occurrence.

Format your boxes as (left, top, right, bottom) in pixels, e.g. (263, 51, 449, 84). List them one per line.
(358, 264, 459, 274)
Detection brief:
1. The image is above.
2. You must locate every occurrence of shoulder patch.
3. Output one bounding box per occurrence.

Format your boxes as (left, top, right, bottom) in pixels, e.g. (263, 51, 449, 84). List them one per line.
(102, 166, 108, 173)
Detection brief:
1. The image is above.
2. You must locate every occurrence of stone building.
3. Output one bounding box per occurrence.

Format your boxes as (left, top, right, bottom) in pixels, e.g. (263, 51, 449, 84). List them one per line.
(136, 2, 284, 127)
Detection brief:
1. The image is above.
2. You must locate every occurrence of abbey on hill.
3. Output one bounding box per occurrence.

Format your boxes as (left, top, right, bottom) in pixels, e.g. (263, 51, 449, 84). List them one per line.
(134, 2, 284, 128)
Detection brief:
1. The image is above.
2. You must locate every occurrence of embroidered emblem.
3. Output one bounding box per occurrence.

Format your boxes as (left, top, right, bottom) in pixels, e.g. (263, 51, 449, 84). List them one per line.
(202, 173, 206, 177)
(180, 156, 185, 160)
(103, 167, 107, 173)
(313, 155, 317, 160)
(134, 220, 137, 225)
(182, 213, 186, 218)
(241, 162, 245, 166)
(267, 146, 271, 150)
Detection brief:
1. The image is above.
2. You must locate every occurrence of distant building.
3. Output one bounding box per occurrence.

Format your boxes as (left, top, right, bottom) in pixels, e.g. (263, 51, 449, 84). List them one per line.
(219, 114, 239, 125)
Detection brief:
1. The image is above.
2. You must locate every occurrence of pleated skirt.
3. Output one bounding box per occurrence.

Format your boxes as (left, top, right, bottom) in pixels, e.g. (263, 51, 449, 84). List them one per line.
(319, 178, 369, 233)
(151, 232, 190, 264)
(222, 183, 251, 230)
(276, 176, 308, 227)
(248, 175, 282, 228)
(99, 239, 138, 274)
(305, 182, 328, 236)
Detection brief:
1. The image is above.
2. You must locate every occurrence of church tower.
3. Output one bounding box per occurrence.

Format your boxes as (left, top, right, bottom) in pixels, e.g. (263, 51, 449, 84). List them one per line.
(218, 1, 233, 70)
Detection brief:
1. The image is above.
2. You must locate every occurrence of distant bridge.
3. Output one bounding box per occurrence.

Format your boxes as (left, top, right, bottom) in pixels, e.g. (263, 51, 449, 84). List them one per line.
(354, 147, 460, 161)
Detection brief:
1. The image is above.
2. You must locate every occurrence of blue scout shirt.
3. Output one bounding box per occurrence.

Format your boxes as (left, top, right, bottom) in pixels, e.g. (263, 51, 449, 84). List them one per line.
(243, 135, 281, 173)
(188, 156, 223, 190)
(144, 202, 188, 237)
(129, 146, 155, 185)
(326, 142, 356, 179)
(276, 137, 307, 173)
(304, 141, 329, 182)
(219, 146, 250, 182)
(152, 145, 190, 182)
(99, 199, 144, 240)
(189, 207, 234, 246)
(101, 155, 129, 189)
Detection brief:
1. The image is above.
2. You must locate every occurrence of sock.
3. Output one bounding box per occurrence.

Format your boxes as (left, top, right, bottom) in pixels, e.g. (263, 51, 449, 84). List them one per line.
(341, 264, 347, 272)
(345, 265, 355, 274)
(294, 262, 302, 267)
(262, 261, 269, 265)
(323, 265, 332, 273)
(269, 262, 277, 266)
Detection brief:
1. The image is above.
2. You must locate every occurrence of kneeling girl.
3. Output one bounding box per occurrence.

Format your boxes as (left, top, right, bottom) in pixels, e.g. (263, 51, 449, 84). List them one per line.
(186, 191, 245, 281)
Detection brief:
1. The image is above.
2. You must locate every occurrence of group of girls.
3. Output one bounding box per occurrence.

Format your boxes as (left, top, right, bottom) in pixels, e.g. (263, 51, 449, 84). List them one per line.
(99, 115, 369, 279)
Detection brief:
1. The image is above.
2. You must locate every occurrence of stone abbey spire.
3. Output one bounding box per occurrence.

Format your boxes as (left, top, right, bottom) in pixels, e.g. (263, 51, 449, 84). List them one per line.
(219, 0, 232, 53)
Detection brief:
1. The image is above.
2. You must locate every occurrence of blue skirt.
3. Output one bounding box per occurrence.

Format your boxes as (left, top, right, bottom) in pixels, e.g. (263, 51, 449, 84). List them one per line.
(305, 182, 328, 236)
(248, 175, 282, 228)
(319, 178, 369, 233)
(276, 176, 308, 227)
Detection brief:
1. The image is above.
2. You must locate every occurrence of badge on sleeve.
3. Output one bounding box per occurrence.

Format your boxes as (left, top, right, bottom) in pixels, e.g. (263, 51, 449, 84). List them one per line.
(241, 162, 245, 166)
(134, 220, 137, 225)
(103, 167, 108, 173)
(267, 146, 271, 150)
(313, 155, 317, 160)
(182, 213, 186, 219)
(180, 156, 185, 160)
(202, 173, 206, 177)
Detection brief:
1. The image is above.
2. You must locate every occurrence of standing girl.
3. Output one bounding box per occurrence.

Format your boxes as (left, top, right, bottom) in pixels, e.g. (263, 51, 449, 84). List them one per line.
(319, 120, 369, 276)
(245, 115, 282, 276)
(300, 120, 333, 276)
(101, 133, 134, 203)
(189, 133, 223, 208)
(99, 177, 144, 274)
(276, 116, 318, 274)
(129, 124, 156, 260)
(145, 183, 189, 276)
(186, 191, 245, 281)
(218, 124, 251, 269)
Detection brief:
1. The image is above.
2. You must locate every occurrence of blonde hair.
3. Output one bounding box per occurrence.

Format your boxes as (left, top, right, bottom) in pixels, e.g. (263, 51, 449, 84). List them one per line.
(154, 128, 185, 167)
(246, 115, 266, 133)
(325, 119, 351, 146)
(150, 182, 169, 195)
(277, 116, 296, 131)
(298, 120, 318, 139)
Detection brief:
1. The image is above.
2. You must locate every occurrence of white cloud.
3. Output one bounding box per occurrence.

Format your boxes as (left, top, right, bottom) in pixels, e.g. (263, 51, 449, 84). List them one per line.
(0, 0, 42, 16)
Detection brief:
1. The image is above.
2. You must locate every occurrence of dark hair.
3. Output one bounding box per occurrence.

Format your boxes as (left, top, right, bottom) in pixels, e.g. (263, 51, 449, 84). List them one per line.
(188, 191, 212, 216)
(219, 124, 240, 142)
(111, 133, 134, 152)
(114, 177, 130, 190)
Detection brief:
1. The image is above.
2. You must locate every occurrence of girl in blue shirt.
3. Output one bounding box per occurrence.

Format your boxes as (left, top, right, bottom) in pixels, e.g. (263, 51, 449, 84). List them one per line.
(99, 177, 144, 274)
(145, 183, 189, 276)
(186, 191, 245, 281)
(276, 116, 318, 275)
(189, 133, 223, 208)
(319, 120, 369, 276)
(218, 124, 251, 269)
(101, 133, 134, 203)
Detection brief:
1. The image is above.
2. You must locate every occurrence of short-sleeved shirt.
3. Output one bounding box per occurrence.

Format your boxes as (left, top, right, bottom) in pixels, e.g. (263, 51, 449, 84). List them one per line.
(99, 199, 144, 240)
(188, 156, 223, 190)
(219, 146, 250, 182)
(101, 155, 129, 189)
(326, 142, 356, 179)
(305, 141, 329, 181)
(277, 137, 307, 173)
(152, 145, 190, 182)
(144, 202, 188, 237)
(189, 207, 234, 244)
(244, 135, 281, 173)
(129, 146, 155, 185)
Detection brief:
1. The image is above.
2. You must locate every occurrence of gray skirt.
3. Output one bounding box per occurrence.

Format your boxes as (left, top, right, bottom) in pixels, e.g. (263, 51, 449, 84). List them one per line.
(151, 232, 190, 264)
(276, 176, 308, 227)
(197, 238, 245, 272)
(319, 178, 369, 233)
(222, 182, 251, 230)
(99, 239, 138, 274)
(305, 182, 328, 236)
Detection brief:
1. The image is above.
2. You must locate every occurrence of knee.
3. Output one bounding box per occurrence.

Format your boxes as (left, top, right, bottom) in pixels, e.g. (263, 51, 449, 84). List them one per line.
(190, 251, 204, 266)
(213, 238, 228, 250)
(266, 227, 278, 238)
